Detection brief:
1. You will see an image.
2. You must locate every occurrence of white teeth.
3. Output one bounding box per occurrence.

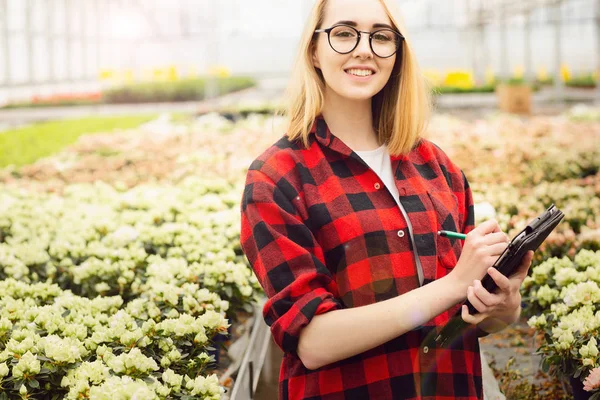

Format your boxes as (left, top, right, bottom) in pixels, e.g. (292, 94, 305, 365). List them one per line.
(346, 69, 373, 77)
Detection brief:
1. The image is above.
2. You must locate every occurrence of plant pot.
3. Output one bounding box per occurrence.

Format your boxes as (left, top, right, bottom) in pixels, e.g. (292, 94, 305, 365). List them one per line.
(570, 376, 592, 400)
(496, 83, 532, 115)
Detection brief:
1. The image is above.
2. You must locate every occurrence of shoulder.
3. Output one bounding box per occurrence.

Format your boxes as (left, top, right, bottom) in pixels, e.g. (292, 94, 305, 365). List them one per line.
(244, 133, 319, 205)
(412, 138, 470, 190)
(413, 138, 460, 171)
(412, 138, 466, 178)
(247, 134, 308, 180)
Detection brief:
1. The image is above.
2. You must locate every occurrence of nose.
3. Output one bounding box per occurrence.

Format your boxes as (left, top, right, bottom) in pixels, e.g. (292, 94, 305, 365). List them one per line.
(353, 33, 373, 58)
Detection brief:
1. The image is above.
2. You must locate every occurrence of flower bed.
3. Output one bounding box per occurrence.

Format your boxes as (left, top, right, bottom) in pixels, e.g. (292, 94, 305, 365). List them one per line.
(0, 178, 262, 398)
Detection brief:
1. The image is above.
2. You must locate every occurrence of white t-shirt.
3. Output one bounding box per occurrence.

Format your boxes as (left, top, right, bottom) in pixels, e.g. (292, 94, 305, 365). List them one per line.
(354, 144, 401, 209)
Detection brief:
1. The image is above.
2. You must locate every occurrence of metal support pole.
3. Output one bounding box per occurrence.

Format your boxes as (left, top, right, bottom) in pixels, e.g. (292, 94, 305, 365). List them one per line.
(500, 6, 509, 80)
(65, 0, 72, 82)
(467, 0, 477, 83)
(596, 0, 600, 103)
(552, 0, 564, 102)
(1, 0, 11, 86)
(47, 0, 55, 82)
(524, 10, 532, 82)
(25, 0, 34, 83)
(95, 0, 102, 77)
(206, 2, 219, 99)
(475, 0, 487, 85)
(81, 0, 87, 80)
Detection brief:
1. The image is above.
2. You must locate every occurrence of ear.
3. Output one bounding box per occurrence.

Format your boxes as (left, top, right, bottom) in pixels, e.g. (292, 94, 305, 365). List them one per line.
(311, 45, 321, 69)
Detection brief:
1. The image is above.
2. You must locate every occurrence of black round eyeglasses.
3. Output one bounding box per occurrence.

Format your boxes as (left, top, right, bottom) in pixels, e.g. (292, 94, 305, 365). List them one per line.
(314, 24, 404, 59)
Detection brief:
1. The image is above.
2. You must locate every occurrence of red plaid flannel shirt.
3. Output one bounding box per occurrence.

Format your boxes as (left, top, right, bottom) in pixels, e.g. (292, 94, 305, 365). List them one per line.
(240, 115, 487, 400)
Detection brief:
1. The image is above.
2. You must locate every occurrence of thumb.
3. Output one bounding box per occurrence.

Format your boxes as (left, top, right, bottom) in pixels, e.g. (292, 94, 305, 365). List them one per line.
(513, 250, 534, 280)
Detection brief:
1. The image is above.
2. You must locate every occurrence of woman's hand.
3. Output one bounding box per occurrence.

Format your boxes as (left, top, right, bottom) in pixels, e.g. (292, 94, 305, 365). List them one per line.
(449, 219, 510, 290)
(461, 250, 534, 326)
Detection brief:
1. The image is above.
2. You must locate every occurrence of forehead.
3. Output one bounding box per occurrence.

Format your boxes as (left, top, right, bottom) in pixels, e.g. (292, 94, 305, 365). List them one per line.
(322, 0, 392, 27)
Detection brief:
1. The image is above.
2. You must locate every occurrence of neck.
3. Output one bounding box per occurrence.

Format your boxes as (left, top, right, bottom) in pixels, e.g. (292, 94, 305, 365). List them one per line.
(321, 86, 379, 151)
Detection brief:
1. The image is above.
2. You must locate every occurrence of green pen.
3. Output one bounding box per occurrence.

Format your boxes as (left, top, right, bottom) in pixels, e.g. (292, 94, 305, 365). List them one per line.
(438, 230, 467, 240)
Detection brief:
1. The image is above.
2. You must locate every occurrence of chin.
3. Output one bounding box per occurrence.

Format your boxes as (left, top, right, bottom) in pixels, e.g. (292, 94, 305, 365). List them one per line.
(338, 88, 380, 101)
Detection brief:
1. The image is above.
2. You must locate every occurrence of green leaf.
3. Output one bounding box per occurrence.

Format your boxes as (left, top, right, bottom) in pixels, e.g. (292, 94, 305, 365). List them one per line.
(28, 378, 40, 389)
(541, 358, 550, 373)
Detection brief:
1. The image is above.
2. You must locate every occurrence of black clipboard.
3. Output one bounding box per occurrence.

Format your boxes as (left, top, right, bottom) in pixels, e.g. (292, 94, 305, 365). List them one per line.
(423, 204, 564, 349)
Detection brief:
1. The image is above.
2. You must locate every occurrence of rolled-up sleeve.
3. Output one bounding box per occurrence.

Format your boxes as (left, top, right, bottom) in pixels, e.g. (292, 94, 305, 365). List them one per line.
(240, 169, 344, 354)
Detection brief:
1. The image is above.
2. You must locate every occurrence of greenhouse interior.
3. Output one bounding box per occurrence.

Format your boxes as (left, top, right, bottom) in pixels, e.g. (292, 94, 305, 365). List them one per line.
(1, 0, 600, 399)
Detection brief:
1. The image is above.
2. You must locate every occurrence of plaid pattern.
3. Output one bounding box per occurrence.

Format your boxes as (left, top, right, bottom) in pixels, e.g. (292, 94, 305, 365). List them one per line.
(240, 115, 484, 400)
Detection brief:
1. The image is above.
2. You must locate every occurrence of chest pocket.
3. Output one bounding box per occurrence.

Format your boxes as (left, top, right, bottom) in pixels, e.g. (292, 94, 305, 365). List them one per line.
(427, 190, 463, 271)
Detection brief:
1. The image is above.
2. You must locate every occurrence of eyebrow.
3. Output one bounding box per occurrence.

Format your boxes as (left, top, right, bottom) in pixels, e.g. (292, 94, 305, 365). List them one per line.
(332, 20, 395, 30)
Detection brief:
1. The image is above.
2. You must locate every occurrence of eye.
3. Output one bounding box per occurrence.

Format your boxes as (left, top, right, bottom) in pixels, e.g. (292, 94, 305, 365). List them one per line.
(373, 31, 393, 42)
(331, 26, 357, 38)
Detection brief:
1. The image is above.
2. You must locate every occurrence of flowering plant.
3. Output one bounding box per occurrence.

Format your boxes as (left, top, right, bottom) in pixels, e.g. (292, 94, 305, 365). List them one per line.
(524, 250, 600, 398)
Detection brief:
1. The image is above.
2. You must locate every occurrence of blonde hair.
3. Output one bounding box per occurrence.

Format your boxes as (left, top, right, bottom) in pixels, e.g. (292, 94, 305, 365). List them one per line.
(281, 0, 432, 156)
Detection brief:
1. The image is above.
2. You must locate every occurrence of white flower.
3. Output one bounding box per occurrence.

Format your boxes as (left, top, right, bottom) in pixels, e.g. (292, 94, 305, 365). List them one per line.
(13, 351, 41, 378)
(528, 314, 547, 329)
(580, 337, 599, 358)
(40, 335, 87, 364)
(535, 285, 560, 307)
(554, 268, 586, 287)
(162, 368, 183, 388)
(561, 281, 600, 307)
(0, 362, 9, 378)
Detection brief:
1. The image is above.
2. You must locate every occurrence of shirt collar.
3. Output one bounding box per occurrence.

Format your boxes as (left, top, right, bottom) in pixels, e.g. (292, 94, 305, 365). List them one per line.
(310, 114, 406, 162)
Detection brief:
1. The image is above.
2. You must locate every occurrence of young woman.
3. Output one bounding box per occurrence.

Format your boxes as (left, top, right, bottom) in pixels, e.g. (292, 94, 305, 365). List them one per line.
(240, 0, 534, 398)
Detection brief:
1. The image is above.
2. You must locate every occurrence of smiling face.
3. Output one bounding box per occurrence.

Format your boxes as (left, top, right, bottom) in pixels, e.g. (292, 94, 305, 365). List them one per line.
(312, 0, 398, 102)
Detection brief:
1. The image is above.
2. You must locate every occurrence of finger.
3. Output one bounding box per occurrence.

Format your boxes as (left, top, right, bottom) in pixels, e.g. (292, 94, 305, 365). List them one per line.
(511, 250, 534, 280)
(481, 232, 511, 246)
(467, 286, 490, 313)
(461, 304, 488, 325)
(475, 219, 502, 235)
(485, 268, 512, 293)
(487, 242, 509, 257)
(473, 278, 505, 305)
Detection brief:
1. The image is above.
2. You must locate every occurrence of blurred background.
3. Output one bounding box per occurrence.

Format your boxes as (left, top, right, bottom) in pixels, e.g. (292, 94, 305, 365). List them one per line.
(0, 0, 598, 107)
(1, 1, 600, 400)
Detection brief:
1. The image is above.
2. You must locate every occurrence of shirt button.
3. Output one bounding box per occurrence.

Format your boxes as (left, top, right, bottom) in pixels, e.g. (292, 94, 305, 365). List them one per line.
(423, 346, 429, 354)
(374, 182, 381, 190)
(397, 230, 405, 238)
